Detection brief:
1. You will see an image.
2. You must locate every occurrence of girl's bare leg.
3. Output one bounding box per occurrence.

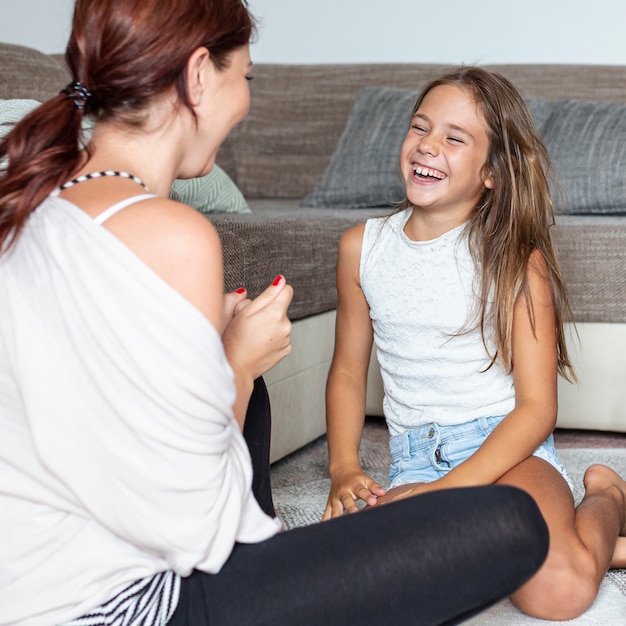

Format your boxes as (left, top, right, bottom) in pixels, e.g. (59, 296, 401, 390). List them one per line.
(612, 537, 626, 568)
(497, 459, 626, 621)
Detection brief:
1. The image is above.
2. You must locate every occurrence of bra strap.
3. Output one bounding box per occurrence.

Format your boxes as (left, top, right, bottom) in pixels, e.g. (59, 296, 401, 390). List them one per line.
(94, 194, 156, 225)
(59, 170, 149, 192)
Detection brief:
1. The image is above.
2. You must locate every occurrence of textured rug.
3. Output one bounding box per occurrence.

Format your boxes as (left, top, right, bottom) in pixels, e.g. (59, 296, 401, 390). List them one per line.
(271, 419, 626, 624)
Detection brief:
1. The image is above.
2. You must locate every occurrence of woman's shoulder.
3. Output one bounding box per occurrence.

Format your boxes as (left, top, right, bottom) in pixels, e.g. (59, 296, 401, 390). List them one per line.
(104, 196, 221, 265)
(104, 196, 224, 326)
(125, 195, 218, 236)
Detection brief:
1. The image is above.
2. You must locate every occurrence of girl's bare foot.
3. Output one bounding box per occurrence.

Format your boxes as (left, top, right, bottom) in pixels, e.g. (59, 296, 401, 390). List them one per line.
(583, 464, 626, 535)
(582, 465, 626, 568)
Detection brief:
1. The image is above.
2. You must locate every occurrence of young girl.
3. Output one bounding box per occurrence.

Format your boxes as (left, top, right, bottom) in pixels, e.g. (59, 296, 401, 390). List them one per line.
(324, 66, 626, 621)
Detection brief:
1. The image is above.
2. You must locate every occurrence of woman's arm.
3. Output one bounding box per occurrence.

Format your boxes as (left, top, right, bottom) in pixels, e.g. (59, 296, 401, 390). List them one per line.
(222, 276, 292, 428)
(104, 196, 292, 428)
(323, 224, 386, 519)
(378, 250, 559, 501)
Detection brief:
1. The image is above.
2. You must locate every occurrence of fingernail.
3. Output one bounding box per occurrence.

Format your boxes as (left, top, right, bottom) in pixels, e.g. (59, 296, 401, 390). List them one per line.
(272, 275, 283, 286)
(235, 287, 246, 294)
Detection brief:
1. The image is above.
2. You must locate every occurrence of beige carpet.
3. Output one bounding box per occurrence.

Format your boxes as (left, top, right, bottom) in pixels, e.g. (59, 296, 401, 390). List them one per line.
(270, 419, 626, 624)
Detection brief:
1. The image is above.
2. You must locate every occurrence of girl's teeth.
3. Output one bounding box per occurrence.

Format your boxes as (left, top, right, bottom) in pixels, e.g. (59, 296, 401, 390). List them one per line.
(414, 166, 444, 179)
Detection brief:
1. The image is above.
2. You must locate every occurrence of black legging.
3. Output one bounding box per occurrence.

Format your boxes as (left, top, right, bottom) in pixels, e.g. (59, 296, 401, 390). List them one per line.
(169, 378, 548, 626)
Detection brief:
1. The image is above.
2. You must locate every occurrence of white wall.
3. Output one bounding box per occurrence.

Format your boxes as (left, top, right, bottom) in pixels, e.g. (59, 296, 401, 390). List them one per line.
(0, 0, 74, 54)
(2, 0, 625, 65)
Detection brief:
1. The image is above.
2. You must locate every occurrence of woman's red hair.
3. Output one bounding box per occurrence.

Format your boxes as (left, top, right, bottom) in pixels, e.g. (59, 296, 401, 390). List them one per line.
(0, 0, 253, 251)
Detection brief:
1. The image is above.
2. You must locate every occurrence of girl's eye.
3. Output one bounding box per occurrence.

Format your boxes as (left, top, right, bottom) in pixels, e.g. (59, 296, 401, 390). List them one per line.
(245, 75, 254, 82)
(448, 136, 464, 144)
(412, 125, 427, 133)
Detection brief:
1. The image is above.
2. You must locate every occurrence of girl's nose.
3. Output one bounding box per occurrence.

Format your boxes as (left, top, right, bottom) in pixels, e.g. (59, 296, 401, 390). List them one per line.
(417, 134, 439, 157)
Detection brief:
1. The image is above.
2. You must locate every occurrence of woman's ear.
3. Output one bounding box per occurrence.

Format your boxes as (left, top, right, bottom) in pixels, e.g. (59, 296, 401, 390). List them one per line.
(186, 47, 211, 107)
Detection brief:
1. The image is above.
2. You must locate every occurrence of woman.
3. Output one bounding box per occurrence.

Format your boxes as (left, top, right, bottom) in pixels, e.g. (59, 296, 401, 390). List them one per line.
(0, 1, 549, 624)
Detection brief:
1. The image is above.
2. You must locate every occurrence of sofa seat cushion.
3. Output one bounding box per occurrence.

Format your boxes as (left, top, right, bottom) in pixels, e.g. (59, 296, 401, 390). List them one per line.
(208, 203, 625, 325)
(553, 215, 626, 322)
(207, 201, 386, 320)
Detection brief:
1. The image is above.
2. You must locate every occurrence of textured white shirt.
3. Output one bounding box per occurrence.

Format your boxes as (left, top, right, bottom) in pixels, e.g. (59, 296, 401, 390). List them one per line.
(360, 210, 515, 437)
(0, 196, 281, 626)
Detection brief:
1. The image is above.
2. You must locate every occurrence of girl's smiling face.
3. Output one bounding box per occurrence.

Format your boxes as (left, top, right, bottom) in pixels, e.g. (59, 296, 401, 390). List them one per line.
(400, 84, 494, 225)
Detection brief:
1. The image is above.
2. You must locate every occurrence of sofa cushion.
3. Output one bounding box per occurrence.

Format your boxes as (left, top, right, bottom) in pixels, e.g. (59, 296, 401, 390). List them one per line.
(208, 202, 626, 324)
(209, 201, 387, 320)
(0, 43, 71, 103)
(552, 215, 626, 323)
(302, 85, 555, 209)
(543, 99, 626, 215)
(170, 166, 250, 214)
(302, 86, 413, 209)
(0, 98, 41, 138)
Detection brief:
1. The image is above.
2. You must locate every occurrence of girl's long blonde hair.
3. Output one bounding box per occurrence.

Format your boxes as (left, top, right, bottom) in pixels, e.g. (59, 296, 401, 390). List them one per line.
(402, 66, 575, 381)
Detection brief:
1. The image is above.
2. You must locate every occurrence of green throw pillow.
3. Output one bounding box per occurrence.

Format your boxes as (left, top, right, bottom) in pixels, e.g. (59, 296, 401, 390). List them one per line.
(0, 98, 42, 139)
(170, 166, 250, 214)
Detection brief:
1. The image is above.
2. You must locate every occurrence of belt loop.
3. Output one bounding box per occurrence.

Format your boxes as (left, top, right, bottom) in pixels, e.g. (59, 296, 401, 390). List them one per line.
(402, 431, 411, 460)
(476, 417, 487, 435)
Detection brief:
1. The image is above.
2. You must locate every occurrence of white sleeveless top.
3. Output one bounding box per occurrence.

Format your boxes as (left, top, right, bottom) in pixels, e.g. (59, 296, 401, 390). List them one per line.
(360, 210, 515, 437)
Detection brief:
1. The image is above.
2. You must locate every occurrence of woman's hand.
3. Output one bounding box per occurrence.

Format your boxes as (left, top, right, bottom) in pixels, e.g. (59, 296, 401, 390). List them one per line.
(322, 464, 386, 520)
(222, 288, 250, 333)
(222, 276, 293, 427)
(223, 276, 293, 379)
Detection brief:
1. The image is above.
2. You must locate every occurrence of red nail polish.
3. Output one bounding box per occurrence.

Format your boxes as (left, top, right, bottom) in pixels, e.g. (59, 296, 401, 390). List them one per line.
(235, 287, 246, 294)
(272, 275, 283, 286)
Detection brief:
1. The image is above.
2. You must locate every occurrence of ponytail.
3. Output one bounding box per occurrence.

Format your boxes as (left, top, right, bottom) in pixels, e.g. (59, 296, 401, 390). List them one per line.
(0, 91, 87, 251)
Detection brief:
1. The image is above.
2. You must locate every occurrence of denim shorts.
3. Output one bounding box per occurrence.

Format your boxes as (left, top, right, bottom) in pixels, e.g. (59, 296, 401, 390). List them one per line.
(388, 416, 574, 492)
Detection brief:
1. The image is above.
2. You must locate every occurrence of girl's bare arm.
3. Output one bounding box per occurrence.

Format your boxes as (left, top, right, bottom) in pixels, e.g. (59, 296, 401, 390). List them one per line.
(323, 224, 386, 519)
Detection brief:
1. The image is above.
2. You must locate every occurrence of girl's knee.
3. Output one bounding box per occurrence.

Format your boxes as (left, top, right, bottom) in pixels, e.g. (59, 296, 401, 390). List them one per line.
(512, 549, 598, 620)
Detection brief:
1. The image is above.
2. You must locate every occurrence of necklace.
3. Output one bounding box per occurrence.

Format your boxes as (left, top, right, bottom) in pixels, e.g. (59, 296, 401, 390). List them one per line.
(59, 170, 149, 191)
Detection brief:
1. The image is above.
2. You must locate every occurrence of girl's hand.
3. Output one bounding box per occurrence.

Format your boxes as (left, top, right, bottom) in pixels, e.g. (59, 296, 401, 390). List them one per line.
(322, 465, 386, 520)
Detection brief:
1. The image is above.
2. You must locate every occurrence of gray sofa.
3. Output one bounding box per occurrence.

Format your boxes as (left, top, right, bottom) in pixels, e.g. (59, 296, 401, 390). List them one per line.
(2, 42, 625, 462)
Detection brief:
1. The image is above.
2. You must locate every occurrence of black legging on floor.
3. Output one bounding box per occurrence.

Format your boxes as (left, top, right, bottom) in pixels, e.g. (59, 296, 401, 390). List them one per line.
(168, 378, 549, 626)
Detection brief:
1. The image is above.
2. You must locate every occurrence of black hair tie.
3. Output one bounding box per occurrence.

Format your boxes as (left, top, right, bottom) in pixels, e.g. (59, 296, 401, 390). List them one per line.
(61, 81, 92, 111)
